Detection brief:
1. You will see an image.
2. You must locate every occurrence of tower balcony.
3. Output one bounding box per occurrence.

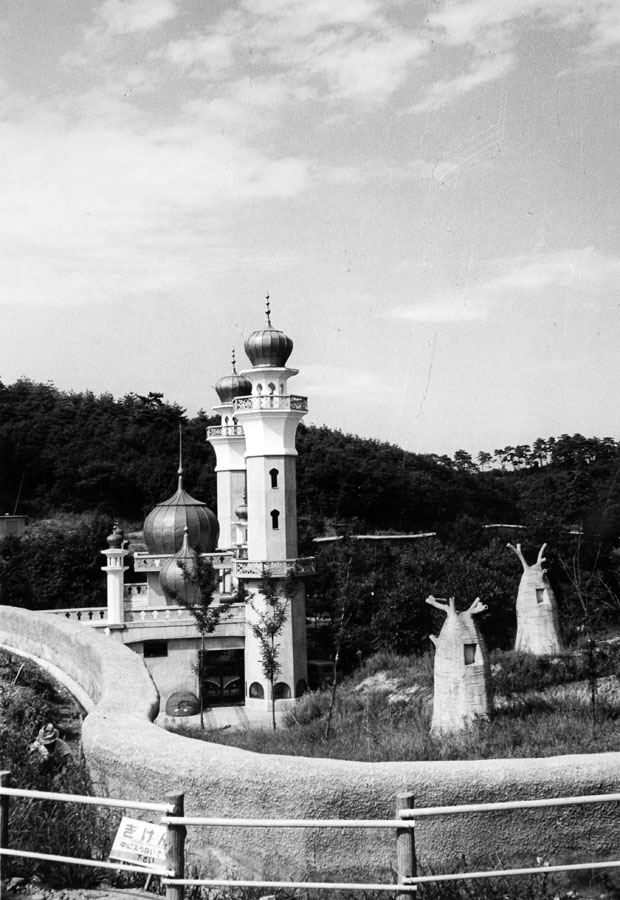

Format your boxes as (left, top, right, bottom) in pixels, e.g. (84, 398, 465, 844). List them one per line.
(233, 395, 308, 413)
(234, 557, 315, 579)
(207, 424, 245, 439)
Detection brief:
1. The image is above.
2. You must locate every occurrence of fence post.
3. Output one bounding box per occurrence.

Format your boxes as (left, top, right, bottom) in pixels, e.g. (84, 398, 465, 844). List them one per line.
(396, 791, 416, 897)
(165, 791, 185, 900)
(0, 769, 10, 881)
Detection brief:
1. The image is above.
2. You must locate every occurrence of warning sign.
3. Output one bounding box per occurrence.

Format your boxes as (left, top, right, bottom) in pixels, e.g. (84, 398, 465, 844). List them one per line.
(110, 816, 167, 870)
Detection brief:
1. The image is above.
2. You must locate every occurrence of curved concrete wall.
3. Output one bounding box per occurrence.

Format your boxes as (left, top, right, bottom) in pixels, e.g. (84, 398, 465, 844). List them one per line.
(1, 605, 619, 882)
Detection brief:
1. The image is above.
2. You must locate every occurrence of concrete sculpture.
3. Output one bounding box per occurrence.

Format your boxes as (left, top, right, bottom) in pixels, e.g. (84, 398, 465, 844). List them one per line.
(507, 542, 562, 656)
(426, 595, 492, 734)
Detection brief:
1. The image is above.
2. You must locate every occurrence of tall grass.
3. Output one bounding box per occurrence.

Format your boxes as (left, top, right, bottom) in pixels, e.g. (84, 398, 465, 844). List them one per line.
(177, 647, 620, 761)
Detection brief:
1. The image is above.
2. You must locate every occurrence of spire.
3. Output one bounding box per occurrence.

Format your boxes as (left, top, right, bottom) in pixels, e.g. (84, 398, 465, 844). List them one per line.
(265, 294, 272, 327)
(177, 425, 184, 491)
(231, 348, 237, 374)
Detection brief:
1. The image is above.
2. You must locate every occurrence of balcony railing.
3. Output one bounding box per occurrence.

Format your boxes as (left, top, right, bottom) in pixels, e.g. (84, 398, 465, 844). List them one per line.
(44, 607, 107, 626)
(206, 425, 244, 439)
(233, 557, 315, 579)
(233, 395, 308, 413)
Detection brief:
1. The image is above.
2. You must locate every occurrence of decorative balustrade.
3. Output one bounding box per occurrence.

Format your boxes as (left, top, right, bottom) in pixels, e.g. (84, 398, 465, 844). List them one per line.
(44, 607, 108, 625)
(124, 603, 245, 625)
(233, 557, 315, 578)
(206, 424, 245, 439)
(233, 395, 308, 413)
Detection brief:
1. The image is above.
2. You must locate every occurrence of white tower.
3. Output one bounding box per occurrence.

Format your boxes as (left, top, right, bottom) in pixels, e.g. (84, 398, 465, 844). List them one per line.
(209, 301, 313, 714)
(208, 352, 251, 551)
(101, 522, 129, 628)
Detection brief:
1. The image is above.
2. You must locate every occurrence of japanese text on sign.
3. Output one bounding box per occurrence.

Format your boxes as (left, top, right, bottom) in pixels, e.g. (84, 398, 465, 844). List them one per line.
(110, 816, 167, 870)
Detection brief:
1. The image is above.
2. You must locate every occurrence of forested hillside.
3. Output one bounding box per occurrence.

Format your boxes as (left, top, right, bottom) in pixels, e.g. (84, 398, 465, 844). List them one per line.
(2, 377, 620, 654)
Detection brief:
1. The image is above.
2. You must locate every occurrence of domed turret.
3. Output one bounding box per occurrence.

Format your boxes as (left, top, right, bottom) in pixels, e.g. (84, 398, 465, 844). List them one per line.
(106, 521, 124, 549)
(143, 470, 219, 555)
(215, 351, 252, 404)
(143, 432, 219, 554)
(244, 298, 293, 368)
(159, 527, 201, 604)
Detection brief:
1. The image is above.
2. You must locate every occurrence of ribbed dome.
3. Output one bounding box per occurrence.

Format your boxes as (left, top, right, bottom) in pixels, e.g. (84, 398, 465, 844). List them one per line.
(215, 352, 252, 403)
(244, 300, 293, 368)
(159, 528, 201, 604)
(106, 522, 124, 549)
(143, 472, 219, 555)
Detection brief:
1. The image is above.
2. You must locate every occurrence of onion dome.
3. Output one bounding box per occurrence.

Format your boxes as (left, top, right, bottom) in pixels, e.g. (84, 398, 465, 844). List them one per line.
(244, 297, 293, 368)
(143, 465, 219, 555)
(234, 498, 248, 521)
(159, 528, 201, 604)
(215, 350, 252, 403)
(106, 521, 124, 548)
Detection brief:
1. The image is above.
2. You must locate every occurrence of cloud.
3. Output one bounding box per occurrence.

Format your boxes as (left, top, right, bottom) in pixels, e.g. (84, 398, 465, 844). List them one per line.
(0, 100, 312, 307)
(391, 297, 489, 324)
(161, 33, 235, 74)
(410, 51, 515, 113)
(486, 248, 620, 292)
(410, 0, 620, 112)
(98, 0, 178, 34)
(390, 249, 620, 324)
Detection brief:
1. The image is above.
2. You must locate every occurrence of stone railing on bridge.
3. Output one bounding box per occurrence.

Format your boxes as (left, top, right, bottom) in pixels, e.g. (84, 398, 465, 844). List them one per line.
(233, 557, 315, 579)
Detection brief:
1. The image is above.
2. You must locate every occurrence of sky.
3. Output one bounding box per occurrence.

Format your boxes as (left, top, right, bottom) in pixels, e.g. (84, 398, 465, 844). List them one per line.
(1, 0, 620, 458)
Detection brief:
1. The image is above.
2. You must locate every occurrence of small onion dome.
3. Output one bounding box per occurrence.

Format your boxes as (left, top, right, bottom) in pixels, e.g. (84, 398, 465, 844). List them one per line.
(215, 351, 252, 403)
(143, 472, 219, 555)
(234, 499, 248, 521)
(159, 528, 201, 604)
(244, 298, 293, 368)
(107, 522, 124, 548)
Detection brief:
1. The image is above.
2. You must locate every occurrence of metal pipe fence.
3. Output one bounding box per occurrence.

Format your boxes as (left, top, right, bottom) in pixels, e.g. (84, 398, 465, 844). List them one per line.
(2, 771, 620, 899)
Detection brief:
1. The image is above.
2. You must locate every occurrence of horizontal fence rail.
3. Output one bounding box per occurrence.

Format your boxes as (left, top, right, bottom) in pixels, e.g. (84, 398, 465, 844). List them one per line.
(160, 816, 415, 828)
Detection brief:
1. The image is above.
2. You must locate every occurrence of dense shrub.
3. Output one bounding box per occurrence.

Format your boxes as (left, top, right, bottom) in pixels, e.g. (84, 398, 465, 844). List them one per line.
(0, 651, 120, 887)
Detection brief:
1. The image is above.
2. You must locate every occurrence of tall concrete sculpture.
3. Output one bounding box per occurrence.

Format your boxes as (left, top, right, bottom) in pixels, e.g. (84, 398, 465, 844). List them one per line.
(426, 595, 492, 734)
(507, 543, 562, 656)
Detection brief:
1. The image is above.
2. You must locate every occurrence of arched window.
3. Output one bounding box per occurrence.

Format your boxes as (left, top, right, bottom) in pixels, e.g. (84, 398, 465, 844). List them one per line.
(269, 468, 279, 489)
(274, 682, 291, 700)
(249, 682, 264, 699)
(270, 509, 280, 530)
(295, 679, 307, 698)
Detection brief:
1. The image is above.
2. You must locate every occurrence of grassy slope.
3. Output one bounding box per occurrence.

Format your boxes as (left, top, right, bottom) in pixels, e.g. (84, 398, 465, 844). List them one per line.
(174, 647, 620, 761)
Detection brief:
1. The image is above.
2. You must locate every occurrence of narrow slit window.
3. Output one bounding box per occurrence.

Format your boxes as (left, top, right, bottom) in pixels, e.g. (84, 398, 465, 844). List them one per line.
(269, 468, 279, 489)
(270, 509, 280, 530)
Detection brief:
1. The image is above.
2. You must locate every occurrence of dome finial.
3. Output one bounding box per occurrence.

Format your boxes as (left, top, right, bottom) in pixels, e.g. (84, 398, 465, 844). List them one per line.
(265, 294, 271, 327)
(177, 424, 184, 490)
(231, 348, 237, 373)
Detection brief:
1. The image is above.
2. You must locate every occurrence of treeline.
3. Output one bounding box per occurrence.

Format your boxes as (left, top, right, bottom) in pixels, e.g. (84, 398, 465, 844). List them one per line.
(3, 379, 620, 542)
(0, 379, 218, 520)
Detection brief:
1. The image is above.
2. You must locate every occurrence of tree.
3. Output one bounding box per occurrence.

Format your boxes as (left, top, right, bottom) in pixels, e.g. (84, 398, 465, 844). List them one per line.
(175, 553, 233, 729)
(248, 574, 296, 730)
(477, 450, 493, 471)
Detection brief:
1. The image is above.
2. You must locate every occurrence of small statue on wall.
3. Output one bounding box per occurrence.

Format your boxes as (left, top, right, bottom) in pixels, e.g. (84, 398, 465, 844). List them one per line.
(507, 543, 562, 656)
(426, 595, 492, 734)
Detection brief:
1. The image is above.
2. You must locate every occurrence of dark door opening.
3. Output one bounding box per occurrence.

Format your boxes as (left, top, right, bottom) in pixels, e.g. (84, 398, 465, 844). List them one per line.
(201, 649, 245, 706)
